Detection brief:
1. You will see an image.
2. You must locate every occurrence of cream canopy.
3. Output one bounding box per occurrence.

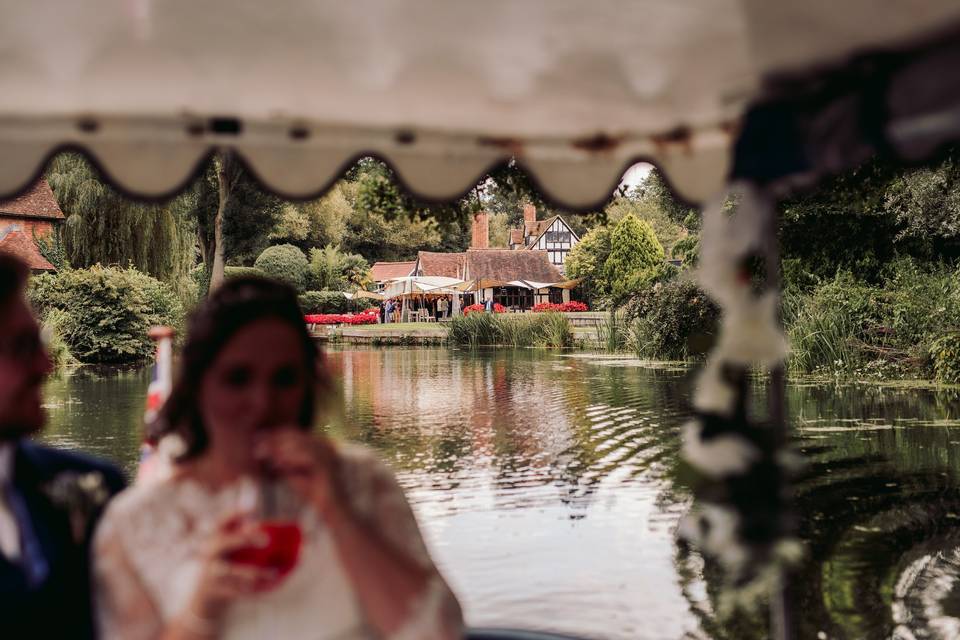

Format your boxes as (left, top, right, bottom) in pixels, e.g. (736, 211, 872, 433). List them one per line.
(381, 276, 464, 298)
(0, 1, 958, 206)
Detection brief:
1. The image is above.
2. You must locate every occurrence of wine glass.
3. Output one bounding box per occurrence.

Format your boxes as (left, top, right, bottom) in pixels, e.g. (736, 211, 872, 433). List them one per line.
(227, 476, 304, 586)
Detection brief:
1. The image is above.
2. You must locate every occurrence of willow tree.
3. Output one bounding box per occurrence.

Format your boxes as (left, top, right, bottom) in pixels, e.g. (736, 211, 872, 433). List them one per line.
(47, 153, 197, 300)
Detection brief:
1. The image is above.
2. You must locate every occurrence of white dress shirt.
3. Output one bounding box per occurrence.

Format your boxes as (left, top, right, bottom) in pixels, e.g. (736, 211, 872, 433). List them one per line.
(0, 443, 21, 560)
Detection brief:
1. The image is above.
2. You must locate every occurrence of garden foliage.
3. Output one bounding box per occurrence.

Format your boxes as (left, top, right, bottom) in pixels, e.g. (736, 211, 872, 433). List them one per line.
(254, 244, 310, 293)
(931, 334, 960, 384)
(784, 261, 960, 376)
(28, 266, 183, 364)
(298, 290, 365, 314)
(565, 226, 613, 305)
(307, 245, 370, 292)
(224, 266, 265, 280)
(604, 214, 665, 303)
(566, 214, 666, 308)
(625, 278, 719, 359)
(447, 312, 573, 348)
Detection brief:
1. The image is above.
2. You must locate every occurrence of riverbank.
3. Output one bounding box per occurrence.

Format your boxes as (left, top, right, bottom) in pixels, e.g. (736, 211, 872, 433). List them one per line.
(311, 313, 604, 348)
(312, 322, 447, 345)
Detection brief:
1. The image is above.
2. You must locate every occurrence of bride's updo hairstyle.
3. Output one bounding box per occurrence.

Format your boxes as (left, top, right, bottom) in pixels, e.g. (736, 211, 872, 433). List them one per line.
(159, 276, 333, 460)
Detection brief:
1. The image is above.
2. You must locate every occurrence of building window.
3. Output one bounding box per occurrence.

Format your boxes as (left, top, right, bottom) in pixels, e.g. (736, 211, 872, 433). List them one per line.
(549, 288, 564, 304)
(545, 230, 572, 243)
(493, 286, 534, 310)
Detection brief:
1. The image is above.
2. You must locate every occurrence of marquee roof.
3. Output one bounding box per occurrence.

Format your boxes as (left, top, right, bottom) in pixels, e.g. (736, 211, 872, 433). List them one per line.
(0, 1, 958, 207)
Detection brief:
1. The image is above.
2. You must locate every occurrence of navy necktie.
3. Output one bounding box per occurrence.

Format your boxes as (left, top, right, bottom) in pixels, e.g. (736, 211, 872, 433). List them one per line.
(4, 483, 49, 587)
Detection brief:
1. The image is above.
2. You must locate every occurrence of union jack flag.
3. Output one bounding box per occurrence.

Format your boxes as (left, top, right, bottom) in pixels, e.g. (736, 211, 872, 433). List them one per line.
(137, 327, 175, 483)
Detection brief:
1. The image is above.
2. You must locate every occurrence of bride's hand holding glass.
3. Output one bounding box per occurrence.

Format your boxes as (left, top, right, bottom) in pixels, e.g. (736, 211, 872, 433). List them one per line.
(182, 512, 280, 632)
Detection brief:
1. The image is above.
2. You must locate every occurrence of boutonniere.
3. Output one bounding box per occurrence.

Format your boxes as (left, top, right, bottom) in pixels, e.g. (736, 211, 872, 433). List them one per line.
(43, 471, 110, 543)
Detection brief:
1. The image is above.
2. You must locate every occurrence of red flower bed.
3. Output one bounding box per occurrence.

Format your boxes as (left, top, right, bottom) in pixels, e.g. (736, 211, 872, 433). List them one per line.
(533, 302, 560, 312)
(532, 301, 589, 312)
(304, 312, 377, 325)
(463, 303, 506, 314)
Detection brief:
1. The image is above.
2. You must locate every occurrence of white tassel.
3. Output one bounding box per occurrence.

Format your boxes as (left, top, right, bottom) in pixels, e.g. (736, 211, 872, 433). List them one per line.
(681, 421, 760, 479)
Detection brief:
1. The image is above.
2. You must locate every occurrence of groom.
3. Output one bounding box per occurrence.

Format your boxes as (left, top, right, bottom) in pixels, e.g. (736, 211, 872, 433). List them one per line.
(0, 253, 126, 638)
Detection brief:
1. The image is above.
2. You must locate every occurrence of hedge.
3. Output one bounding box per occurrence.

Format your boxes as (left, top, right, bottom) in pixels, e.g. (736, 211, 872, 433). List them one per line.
(254, 244, 310, 293)
(298, 290, 366, 314)
(28, 265, 183, 364)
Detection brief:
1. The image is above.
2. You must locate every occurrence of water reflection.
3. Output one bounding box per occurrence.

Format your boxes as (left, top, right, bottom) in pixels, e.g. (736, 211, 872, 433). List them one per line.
(327, 347, 696, 638)
(38, 348, 960, 639)
(42, 365, 150, 473)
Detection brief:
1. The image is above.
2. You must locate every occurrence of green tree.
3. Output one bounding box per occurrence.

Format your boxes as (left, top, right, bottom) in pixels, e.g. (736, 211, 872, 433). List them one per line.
(630, 166, 695, 225)
(307, 245, 370, 291)
(342, 207, 443, 262)
(482, 161, 550, 226)
(604, 194, 686, 256)
(604, 214, 665, 304)
(254, 244, 310, 292)
(488, 211, 511, 247)
(565, 226, 613, 305)
(28, 266, 183, 364)
(196, 152, 285, 291)
(348, 159, 479, 258)
(270, 182, 355, 251)
(47, 153, 197, 300)
(885, 151, 960, 254)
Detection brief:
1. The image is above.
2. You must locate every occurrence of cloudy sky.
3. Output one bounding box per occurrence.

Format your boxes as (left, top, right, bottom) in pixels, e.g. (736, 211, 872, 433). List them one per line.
(618, 161, 652, 191)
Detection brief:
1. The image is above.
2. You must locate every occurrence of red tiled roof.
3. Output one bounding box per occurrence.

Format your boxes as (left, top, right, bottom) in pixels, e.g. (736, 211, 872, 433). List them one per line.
(509, 229, 524, 246)
(418, 249, 563, 283)
(466, 249, 562, 282)
(370, 261, 415, 282)
(0, 229, 55, 270)
(0, 179, 65, 221)
(417, 252, 467, 278)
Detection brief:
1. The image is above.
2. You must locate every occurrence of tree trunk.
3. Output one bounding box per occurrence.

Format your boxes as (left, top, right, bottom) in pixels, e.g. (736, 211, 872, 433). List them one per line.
(208, 151, 234, 291)
(197, 225, 211, 268)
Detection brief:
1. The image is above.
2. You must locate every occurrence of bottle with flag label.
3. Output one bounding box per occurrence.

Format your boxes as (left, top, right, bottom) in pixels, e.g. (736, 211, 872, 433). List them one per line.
(137, 326, 175, 484)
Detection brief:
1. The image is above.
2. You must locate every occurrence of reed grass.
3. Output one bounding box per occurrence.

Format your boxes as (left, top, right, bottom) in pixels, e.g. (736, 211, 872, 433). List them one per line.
(785, 295, 862, 373)
(595, 310, 629, 352)
(446, 312, 572, 348)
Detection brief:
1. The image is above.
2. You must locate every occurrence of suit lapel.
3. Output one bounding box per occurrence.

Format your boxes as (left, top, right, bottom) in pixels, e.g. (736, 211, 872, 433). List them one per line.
(11, 443, 71, 584)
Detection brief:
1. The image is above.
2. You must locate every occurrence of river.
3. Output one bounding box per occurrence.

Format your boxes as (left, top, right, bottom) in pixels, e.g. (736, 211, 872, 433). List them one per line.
(40, 347, 960, 639)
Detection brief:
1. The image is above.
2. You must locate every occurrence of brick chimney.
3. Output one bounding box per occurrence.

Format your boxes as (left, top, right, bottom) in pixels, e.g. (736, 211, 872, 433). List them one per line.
(471, 210, 489, 249)
(523, 203, 537, 236)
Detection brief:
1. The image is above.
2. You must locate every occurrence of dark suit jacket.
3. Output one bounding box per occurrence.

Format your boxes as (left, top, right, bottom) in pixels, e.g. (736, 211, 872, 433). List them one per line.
(0, 441, 126, 639)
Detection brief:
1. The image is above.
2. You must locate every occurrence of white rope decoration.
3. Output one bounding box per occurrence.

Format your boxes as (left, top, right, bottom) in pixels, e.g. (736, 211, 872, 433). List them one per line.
(678, 182, 802, 616)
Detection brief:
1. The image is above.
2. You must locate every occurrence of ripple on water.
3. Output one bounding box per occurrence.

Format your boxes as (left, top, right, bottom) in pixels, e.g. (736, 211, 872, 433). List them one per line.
(37, 350, 960, 639)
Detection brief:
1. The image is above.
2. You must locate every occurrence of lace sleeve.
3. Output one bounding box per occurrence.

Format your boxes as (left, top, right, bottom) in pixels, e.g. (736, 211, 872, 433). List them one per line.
(338, 445, 464, 640)
(92, 503, 164, 640)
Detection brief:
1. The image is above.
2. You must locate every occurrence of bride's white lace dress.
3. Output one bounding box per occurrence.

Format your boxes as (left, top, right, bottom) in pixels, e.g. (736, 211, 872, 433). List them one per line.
(93, 443, 462, 640)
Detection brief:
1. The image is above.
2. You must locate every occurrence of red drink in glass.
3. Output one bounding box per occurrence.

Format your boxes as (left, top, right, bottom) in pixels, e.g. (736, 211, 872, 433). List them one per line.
(228, 521, 303, 581)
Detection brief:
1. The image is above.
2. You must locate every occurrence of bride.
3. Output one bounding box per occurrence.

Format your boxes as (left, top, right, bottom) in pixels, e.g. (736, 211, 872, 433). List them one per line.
(93, 277, 462, 639)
